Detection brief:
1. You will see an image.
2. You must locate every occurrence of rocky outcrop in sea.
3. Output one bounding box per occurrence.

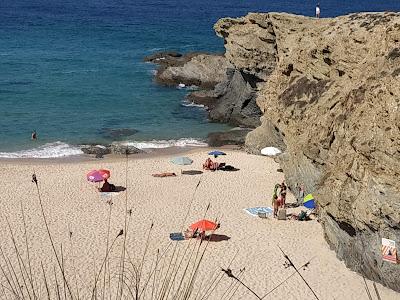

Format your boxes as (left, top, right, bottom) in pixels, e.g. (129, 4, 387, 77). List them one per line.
(144, 51, 263, 130)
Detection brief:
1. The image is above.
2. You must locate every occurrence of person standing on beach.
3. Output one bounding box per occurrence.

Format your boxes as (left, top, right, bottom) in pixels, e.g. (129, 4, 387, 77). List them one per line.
(272, 183, 281, 217)
(31, 130, 37, 140)
(316, 3, 321, 18)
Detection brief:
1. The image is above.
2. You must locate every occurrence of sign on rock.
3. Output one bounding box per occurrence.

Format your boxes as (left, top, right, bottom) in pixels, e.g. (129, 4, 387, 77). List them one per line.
(382, 238, 397, 264)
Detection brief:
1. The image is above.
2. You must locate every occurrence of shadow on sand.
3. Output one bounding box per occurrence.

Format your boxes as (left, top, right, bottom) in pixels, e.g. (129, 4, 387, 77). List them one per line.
(112, 186, 126, 192)
(205, 234, 231, 242)
(182, 170, 203, 175)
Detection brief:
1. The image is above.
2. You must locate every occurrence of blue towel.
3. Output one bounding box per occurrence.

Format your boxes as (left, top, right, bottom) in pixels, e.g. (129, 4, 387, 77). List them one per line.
(244, 207, 273, 217)
(170, 232, 185, 241)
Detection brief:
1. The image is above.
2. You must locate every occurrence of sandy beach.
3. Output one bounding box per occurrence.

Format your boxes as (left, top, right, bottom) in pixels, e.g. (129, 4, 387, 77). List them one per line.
(0, 148, 398, 299)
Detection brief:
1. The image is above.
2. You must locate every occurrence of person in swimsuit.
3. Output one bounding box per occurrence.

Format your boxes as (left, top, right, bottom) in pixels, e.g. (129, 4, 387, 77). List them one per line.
(31, 130, 37, 140)
(152, 172, 176, 177)
(272, 183, 281, 217)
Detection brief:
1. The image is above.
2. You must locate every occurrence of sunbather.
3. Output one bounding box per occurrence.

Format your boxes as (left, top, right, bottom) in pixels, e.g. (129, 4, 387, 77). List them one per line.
(152, 172, 176, 177)
(203, 158, 213, 170)
(203, 158, 224, 171)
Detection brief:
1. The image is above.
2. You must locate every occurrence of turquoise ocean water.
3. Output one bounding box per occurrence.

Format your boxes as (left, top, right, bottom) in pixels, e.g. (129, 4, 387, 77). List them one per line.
(1, 0, 399, 157)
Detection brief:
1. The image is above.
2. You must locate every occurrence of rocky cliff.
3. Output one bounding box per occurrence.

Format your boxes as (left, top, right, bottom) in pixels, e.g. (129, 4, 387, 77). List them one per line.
(145, 51, 263, 129)
(215, 12, 400, 291)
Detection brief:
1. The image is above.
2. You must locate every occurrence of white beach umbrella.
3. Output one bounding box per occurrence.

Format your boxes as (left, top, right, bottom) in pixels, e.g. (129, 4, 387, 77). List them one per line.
(260, 147, 282, 156)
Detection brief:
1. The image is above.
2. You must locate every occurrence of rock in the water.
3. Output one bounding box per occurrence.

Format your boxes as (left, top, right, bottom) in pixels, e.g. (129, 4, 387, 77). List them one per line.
(156, 54, 230, 88)
(147, 51, 262, 128)
(81, 142, 144, 157)
(146, 51, 230, 88)
(143, 51, 184, 66)
(100, 128, 139, 140)
(110, 143, 144, 155)
(188, 68, 263, 127)
(80, 145, 111, 158)
(207, 128, 252, 147)
(215, 11, 400, 291)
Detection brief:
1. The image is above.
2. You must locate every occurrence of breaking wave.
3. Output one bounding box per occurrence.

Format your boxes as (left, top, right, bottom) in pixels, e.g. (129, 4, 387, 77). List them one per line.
(0, 142, 83, 159)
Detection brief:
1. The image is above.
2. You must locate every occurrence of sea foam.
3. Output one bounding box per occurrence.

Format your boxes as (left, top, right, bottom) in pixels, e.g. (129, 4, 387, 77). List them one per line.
(0, 142, 83, 159)
(119, 138, 207, 149)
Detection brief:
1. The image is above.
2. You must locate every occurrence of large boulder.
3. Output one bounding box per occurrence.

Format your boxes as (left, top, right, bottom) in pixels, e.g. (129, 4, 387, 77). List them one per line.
(216, 12, 400, 291)
(110, 143, 144, 155)
(207, 128, 252, 147)
(189, 68, 263, 127)
(245, 117, 286, 154)
(157, 54, 231, 88)
(145, 52, 230, 88)
(80, 144, 111, 158)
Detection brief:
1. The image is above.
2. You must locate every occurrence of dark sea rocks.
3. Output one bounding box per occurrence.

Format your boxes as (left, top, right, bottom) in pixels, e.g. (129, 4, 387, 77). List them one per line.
(80, 144, 111, 158)
(110, 143, 143, 155)
(81, 143, 143, 158)
(207, 128, 252, 147)
(144, 51, 228, 88)
(147, 51, 263, 128)
(202, 69, 262, 127)
(100, 128, 139, 140)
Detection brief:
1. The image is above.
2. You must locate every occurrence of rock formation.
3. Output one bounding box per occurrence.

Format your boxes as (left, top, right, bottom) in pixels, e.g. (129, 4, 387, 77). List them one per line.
(144, 51, 229, 88)
(145, 52, 263, 128)
(81, 143, 143, 158)
(215, 12, 400, 291)
(207, 128, 252, 147)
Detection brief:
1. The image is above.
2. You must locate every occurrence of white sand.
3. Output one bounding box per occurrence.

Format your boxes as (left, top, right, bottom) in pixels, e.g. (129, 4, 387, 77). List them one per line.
(0, 148, 398, 299)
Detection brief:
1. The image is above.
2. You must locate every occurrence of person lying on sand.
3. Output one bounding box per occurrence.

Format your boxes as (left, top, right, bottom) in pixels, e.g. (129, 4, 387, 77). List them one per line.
(203, 158, 225, 171)
(99, 179, 116, 192)
(152, 172, 176, 177)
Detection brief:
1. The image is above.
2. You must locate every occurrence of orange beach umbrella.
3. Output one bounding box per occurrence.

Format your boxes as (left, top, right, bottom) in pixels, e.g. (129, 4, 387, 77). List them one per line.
(190, 219, 218, 232)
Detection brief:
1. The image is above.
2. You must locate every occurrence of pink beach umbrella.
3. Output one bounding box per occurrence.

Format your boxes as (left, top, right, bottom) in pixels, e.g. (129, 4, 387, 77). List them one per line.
(98, 169, 111, 180)
(86, 170, 104, 183)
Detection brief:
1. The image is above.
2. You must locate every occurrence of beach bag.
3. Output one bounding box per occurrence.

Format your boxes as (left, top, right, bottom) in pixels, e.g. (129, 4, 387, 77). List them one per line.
(298, 210, 307, 221)
(278, 208, 287, 220)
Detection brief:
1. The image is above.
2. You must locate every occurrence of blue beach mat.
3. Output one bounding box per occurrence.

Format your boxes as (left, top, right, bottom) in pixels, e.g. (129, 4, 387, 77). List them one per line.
(170, 232, 185, 241)
(244, 207, 273, 217)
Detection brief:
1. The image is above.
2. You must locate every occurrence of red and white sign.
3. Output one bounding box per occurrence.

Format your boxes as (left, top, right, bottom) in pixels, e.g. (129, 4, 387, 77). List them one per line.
(382, 238, 397, 264)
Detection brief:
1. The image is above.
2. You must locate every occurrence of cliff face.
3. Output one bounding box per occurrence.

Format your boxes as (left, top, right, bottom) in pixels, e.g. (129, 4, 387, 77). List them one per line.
(215, 12, 400, 291)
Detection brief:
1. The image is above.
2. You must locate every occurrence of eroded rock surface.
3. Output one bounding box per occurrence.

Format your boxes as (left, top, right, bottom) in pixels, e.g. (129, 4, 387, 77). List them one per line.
(207, 128, 252, 147)
(145, 51, 229, 88)
(216, 12, 400, 291)
(146, 51, 262, 128)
